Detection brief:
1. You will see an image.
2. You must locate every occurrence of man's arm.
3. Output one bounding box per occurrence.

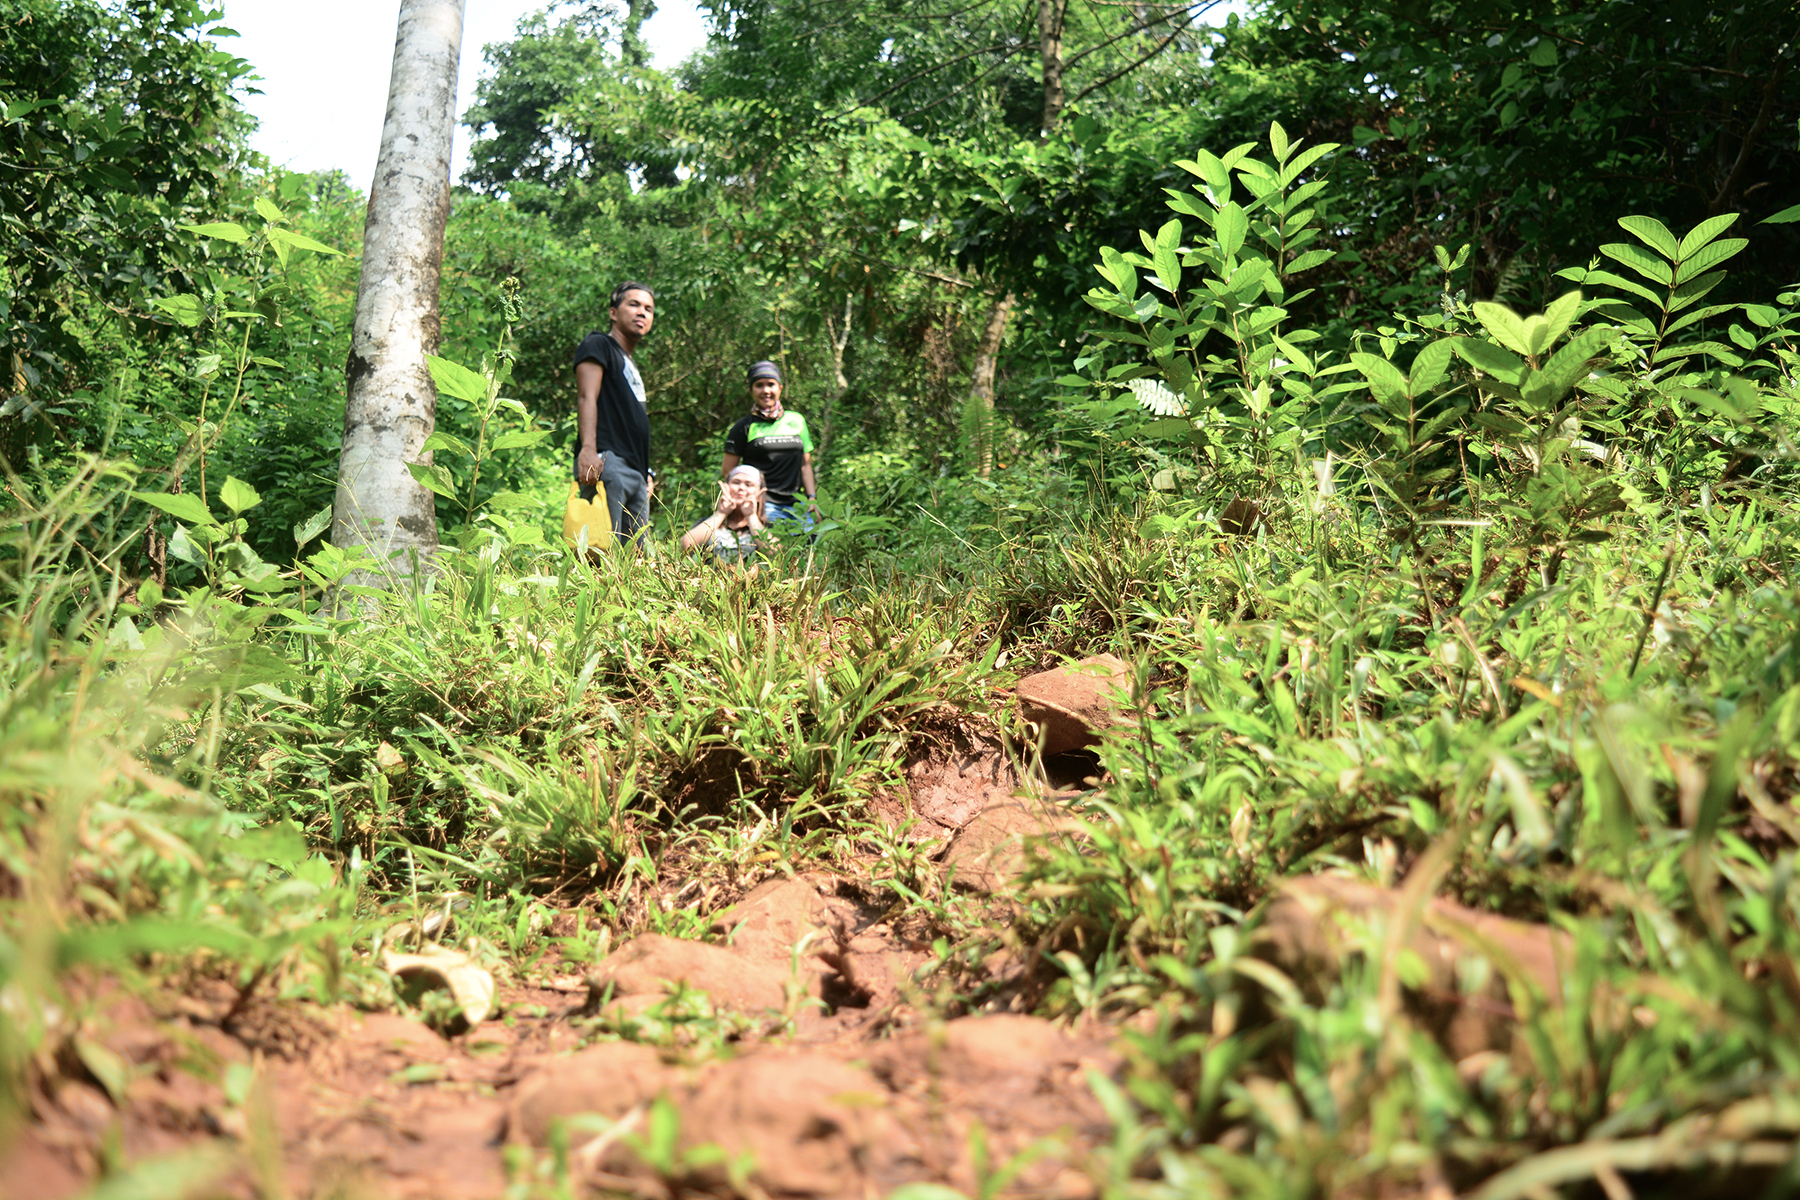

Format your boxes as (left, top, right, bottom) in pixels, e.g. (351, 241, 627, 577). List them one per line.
(575, 360, 604, 483)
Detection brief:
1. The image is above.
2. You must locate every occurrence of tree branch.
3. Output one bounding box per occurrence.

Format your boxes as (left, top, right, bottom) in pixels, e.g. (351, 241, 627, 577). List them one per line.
(1068, 10, 1201, 102)
(1710, 60, 1786, 216)
(1061, 2, 1203, 75)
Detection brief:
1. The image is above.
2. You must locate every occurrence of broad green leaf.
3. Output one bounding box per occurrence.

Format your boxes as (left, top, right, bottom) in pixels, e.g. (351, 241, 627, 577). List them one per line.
(1270, 334, 1314, 374)
(490, 429, 551, 451)
(1617, 214, 1678, 258)
(482, 491, 540, 512)
(1179, 151, 1231, 197)
(293, 504, 333, 548)
(1598, 242, 1672, 287)
(151, 294, 205, 327)
(1671, 238, 1747, 286)
(1164, 190, 1210, 221)
(1761, 202, 1800, 224)
(179, 221, 249, 243)
(1284, 248, 1334, 274)
(1664, 302, 1741, 336)
(1152, 219, 1183, 293)
(1408, 338, 1458, 395)
(1215, 202, 1248, 260)
(1098, 247, 1137, 301)
(1416, 403, 1468, 442)
(1665, 270, 1727, 314)
(1528, 38, 1557, 67)
(218, 476, 261, 514)
(1538, 326, 1614, 399)
(1268, 119, 1290, 162)
(132, 490, 214, 526)
(425, 354, 490, 403)
(1681, 386, 1762, 423)
(1351, 351, 1409, 407)
(1139, 417, 1195, 440)
(1577, 270, 1661, 307)
(1675, 212, 1739, 259)
(1277, 142, 1335, 188)
(267, 227, 343, 256)
(1539, 290, 1582, 350)
(252, 195, 286, 225)
(419, 430, 474, 459)
(1493, 753, 1552, 847)
(405, 460, 458, 500)
(1472, 302, 1534, 357)
(1456, 338, 1527, 382)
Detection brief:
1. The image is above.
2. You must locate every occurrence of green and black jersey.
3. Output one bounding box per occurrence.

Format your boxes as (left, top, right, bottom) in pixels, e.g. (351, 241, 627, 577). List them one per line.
(723, 411, 814, 506)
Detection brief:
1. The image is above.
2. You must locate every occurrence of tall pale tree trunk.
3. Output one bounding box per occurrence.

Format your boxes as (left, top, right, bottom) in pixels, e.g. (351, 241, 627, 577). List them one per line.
(819, 293, 854, 459)
(963, 293, 1014, 478)
(332, 0, 466, 581)
(1036, 0, 1067, 134)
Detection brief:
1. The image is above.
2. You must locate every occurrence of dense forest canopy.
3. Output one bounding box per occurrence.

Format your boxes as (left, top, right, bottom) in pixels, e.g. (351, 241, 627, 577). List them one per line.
(9, 3, 1800, 1195)
(3, 0, 1797, 544)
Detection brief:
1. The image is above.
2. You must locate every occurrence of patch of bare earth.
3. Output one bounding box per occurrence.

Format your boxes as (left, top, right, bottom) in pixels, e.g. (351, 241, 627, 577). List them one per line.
(2, 794, 1102, 1199)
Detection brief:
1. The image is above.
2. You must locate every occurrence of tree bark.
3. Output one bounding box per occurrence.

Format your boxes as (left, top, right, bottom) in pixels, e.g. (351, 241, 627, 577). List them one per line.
(332, 0, 466, 582)
(819, 293, 854, 461)
(964, 293, 1014, 478)
(1036, 0, 1067, 134)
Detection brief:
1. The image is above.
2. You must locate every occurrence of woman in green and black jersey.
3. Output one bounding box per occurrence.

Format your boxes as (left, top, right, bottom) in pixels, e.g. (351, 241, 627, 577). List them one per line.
(720, 360, 817, 527)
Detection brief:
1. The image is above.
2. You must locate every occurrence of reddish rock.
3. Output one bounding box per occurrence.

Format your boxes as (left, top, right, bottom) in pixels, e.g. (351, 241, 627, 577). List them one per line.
(1255, 874, 1575, 1057)
(942, 799, 1076, 893)
(1016, 654, 1133, 756)
(507, 1041, 677, 1146)
(584, 933, 809, 1015)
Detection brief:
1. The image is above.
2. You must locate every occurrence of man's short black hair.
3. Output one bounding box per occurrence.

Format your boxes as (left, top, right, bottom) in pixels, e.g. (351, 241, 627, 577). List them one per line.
(610, 280, 654, 307)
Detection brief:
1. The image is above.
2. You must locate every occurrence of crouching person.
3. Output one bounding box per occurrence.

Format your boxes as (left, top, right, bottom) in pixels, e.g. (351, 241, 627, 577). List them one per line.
(680, 465, 767, 566)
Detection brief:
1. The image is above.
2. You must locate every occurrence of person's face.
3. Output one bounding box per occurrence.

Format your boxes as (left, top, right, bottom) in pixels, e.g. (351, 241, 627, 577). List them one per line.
(725, 474, 762, 510)
(750, 377, 781, 409)
(611, 289, 655, 340)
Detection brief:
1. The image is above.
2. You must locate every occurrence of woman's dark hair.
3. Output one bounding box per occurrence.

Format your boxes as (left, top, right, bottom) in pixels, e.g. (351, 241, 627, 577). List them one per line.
(610, 280, 654, 307)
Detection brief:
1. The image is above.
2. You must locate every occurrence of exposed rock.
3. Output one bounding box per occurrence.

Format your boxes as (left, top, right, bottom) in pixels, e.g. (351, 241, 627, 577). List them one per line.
(941, 798, 1076, 893)
(906, 747, 1018, 830)
(709, 875, 835, 960)
(1255, 874, 1574, 1057)
(507, 1041, 676, 1147)
(1016, 654, 1133, 756)
(676, 1054, 905, 1197)
(584, 934, 808, 1015)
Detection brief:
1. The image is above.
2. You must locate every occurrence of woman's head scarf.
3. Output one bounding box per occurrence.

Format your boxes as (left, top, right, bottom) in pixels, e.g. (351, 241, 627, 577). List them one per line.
(747, 360, 783, 420)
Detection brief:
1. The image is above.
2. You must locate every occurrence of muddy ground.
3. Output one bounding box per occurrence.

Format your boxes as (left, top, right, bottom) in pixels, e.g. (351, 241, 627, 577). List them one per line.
(3, 717, 1125, 1200)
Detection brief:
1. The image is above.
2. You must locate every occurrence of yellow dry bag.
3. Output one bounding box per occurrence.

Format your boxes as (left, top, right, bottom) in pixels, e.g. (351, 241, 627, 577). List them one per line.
(562, 482, 613, 554)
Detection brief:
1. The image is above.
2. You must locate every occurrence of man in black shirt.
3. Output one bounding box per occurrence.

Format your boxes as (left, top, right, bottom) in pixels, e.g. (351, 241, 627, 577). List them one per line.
(572, 282, 656, 545)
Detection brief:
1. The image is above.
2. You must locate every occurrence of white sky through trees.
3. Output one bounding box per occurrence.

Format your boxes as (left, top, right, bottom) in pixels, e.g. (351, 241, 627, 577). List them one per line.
(220, 0, 710, 190)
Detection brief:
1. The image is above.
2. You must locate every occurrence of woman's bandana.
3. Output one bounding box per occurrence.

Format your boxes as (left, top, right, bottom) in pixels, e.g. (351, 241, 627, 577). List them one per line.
(747, 360, 783, 420)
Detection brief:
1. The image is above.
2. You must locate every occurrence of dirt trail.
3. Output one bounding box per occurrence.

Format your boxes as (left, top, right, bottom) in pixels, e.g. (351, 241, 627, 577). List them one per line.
(5, 728, 1109, 1200)
(3, 652, 1586, 1198)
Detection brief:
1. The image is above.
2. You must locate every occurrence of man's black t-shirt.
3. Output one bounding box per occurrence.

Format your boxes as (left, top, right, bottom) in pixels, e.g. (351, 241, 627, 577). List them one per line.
(571, 331, 649, 475)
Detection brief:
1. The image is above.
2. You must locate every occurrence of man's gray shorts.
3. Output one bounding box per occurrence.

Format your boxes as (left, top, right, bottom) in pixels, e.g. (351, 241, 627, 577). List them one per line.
(576, 455, 650, 545)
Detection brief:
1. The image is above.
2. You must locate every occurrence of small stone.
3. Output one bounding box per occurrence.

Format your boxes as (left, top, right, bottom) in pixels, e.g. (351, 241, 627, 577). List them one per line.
(1015, 653, 1133, 756)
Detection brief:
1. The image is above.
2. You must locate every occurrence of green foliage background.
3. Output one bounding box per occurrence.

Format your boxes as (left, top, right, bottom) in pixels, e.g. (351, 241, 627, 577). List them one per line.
(4, 0, 1800, 1194)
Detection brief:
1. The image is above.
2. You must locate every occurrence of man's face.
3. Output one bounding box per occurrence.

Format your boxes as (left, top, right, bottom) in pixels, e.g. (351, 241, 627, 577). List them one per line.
(750, 377, 781, 408)
(611, 289, 655, 340)
(726, 474, 762, 508)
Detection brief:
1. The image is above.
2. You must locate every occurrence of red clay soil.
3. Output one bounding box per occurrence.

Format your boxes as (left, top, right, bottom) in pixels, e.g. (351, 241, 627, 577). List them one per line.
(2, 855, 1109, 1200)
